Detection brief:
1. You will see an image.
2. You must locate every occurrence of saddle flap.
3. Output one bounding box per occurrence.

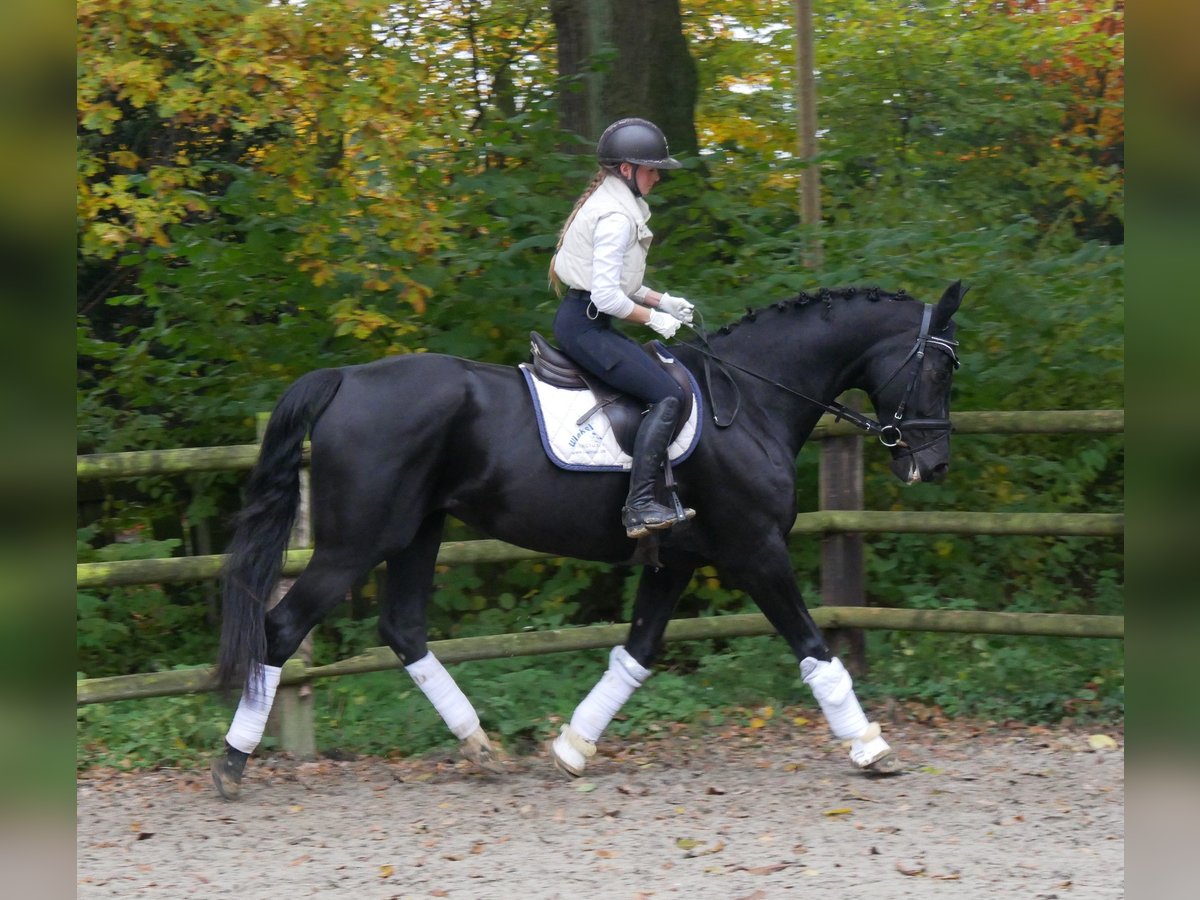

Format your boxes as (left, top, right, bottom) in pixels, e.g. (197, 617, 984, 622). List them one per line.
(527, 332, 695, 455)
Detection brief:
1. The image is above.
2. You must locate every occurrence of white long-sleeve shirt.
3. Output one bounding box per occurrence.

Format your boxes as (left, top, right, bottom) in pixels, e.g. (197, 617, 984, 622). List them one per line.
(552, 175, 655, 318)
(589, 213, 652, 317)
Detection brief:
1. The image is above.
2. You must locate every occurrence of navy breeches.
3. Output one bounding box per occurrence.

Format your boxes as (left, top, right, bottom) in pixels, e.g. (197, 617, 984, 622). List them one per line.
(553, 290, 686, 405)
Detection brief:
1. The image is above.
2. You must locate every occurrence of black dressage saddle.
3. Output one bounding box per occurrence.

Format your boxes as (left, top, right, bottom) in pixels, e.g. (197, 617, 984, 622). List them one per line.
(527, 332, 694, 456)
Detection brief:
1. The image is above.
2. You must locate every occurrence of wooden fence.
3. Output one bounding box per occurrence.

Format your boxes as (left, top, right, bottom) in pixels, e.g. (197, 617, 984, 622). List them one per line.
(76, 409, 1124, 753)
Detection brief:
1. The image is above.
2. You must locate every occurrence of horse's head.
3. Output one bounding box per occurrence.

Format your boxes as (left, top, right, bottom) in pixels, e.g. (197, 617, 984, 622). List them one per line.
(867, 281, 966, 485)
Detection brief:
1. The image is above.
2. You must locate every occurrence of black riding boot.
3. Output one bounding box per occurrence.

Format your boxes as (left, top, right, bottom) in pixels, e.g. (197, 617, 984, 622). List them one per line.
(622, 397, 696, 539)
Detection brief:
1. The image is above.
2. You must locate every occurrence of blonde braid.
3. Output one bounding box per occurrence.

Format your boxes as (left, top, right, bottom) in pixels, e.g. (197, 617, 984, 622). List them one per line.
(548, 167, 609, 296)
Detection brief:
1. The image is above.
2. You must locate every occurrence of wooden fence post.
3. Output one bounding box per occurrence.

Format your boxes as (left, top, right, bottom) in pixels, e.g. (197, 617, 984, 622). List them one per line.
(258, 414, 316, 759)
(819, 392, 867, 675)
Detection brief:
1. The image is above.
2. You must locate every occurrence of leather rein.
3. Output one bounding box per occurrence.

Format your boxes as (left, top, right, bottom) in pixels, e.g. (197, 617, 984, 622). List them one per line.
(684, 303, 960, 451)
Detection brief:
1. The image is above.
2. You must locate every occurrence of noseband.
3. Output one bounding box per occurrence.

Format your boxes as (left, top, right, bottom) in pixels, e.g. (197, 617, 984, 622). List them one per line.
(688, 303, 960, 450)
(868, 303, 960, 451)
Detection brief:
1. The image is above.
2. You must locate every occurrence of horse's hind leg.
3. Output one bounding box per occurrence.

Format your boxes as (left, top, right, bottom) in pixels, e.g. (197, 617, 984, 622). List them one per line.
(377, 513, 502, 774)
(552, 564, 693, 777)
(212, 552, 368, 799)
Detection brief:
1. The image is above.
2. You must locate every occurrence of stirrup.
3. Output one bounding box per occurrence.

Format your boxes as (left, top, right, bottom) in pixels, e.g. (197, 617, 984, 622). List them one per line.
(622, 503, 695, 539)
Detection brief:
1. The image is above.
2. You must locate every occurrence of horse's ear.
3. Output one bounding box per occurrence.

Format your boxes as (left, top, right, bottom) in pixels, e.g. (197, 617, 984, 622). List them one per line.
(932, 280, 968, 331)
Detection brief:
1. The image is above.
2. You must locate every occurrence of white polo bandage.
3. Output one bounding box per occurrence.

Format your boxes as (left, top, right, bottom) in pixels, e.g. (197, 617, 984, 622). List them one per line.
(225, 664, 283, 754)
(570, 645, 652, 743)
(406, 651, 480, 740)
(801, 656, 869, 740)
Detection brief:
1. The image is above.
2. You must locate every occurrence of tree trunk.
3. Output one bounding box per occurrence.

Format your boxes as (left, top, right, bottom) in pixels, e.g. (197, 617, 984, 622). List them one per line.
(550, 0, 697, 155)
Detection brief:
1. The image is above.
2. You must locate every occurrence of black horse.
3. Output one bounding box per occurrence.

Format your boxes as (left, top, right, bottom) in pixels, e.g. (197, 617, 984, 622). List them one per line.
(211, 282, 965, 799)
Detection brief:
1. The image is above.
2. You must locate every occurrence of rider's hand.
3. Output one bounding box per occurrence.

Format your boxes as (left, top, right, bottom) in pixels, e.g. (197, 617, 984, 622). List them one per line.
(658, 292, 695, 324)
(647, 309, 682, 340)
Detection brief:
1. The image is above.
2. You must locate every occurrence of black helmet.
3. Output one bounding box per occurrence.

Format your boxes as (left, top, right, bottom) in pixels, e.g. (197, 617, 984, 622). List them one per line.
(597, 118, 681, 170)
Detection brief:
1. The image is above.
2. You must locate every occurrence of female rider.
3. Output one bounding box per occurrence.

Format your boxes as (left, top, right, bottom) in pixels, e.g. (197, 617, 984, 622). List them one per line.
(548, 117, 698, 539)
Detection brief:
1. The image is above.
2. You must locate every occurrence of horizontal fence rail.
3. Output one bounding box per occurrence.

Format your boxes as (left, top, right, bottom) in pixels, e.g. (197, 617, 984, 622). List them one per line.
(76, 409, 1125, 481)
(76, 607, 1124, 706)
(76, 511, 1124, 589)
(76, 408, 1125, 712)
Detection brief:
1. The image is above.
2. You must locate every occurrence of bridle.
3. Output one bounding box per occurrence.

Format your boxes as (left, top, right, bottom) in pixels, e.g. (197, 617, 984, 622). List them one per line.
(686, 303, 960, 451)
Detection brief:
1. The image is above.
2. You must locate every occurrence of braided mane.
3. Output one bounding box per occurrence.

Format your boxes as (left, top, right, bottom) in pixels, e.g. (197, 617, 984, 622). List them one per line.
(713, 285, 914, 336)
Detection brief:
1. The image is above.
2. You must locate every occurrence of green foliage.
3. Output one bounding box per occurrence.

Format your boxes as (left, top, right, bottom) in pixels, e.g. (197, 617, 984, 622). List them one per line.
(76, 681, 231, 770)
(77, 526, 218, 678)
(861, 628, 1124, 722)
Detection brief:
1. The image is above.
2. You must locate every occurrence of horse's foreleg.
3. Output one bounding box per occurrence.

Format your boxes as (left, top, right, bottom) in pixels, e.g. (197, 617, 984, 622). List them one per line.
(726, 545, 895, 772)
(552, 564, 693, 777)
(801, 656, 893, 769)
(212, 554, 366, 799)
(378, 514, 502, 774)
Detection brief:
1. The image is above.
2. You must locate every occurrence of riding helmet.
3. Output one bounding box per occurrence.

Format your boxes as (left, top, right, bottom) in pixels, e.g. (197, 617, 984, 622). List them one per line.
(597, 118, 681, 170)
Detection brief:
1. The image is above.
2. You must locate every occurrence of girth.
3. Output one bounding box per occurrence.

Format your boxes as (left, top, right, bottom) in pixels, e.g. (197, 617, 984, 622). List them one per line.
(528, 331, 694, 456)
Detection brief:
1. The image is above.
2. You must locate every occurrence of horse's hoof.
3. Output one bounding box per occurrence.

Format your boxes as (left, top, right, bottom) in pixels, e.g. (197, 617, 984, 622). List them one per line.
(849, 722, 898, 773)
(862, 753, 904, 776)
(550, 724, 595, 778)
(210, 756, 244, 800)
(459, 727, 505, 775)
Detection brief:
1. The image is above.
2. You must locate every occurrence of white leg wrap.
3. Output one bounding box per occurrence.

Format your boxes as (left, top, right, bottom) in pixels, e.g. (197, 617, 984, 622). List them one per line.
(225, 664, 283, 754)
(801, 656, 870, 740)
(406, 651, 480, 740)
(551, 646, 650, 777)
(570, 645, 651, 742)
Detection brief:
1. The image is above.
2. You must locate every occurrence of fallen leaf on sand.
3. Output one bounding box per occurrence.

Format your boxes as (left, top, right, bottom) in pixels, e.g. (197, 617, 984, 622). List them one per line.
(823, 807, 852, 817)
(378, 865, 394, 878)
(743, 862, 792, 875)
(1087, 734, 1118, 751)
(896, 860, 926, 876)
(684, 841, 726, 859)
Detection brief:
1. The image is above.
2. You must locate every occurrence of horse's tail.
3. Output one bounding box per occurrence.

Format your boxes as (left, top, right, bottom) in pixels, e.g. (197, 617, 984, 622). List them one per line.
(214, 368, 343, 694)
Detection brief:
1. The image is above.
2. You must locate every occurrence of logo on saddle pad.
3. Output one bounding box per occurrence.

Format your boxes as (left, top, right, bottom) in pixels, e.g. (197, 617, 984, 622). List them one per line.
(519, 335, 703, 472)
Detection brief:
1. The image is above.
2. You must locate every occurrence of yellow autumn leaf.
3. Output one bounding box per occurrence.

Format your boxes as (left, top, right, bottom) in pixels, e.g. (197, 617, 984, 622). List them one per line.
(749, 717, 766, 729)
(823, 807, 852, 816)
(792, 716, 810, 726)
(1087, 734, 1118, 750)
(378, 864, 394, 878)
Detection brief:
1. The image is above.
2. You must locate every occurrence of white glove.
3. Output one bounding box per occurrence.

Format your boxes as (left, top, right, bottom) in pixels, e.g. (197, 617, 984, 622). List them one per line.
(647, 309, 681, 340)
(658, 292, 695, 324)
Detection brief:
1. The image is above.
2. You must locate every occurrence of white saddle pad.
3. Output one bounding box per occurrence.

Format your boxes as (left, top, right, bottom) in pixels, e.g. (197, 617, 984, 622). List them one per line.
(518, 362, 703, 472)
